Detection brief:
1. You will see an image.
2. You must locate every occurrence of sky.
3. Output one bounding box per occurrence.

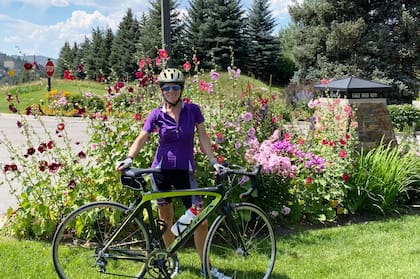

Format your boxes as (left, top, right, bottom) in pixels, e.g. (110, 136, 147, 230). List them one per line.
(0, 0, 298, 60)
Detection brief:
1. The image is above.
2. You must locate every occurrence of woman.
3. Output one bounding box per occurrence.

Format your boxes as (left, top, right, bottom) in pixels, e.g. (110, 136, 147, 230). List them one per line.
(117, 68, 226, 278)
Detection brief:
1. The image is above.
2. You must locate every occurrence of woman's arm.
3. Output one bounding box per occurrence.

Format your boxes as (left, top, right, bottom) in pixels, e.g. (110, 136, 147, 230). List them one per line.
(116, 130, 150, 171)
(128, 130, 150, 158)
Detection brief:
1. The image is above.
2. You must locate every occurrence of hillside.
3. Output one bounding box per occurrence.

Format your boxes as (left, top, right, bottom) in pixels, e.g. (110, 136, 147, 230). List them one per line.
(0, 52, 55, 84)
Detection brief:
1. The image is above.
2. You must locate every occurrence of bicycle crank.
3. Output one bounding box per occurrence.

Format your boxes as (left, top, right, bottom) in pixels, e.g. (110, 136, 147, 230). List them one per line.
(146, 250, 179, 279)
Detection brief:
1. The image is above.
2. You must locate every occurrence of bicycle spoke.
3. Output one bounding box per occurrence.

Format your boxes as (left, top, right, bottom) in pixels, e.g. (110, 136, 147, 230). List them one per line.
(52, 202, 150, 279)
(204, 203, 276, 279)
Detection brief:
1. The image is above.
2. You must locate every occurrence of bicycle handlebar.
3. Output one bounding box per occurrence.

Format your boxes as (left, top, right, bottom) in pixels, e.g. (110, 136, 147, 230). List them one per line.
(217, 164, 262, 199)
(120, 165, 262, 198)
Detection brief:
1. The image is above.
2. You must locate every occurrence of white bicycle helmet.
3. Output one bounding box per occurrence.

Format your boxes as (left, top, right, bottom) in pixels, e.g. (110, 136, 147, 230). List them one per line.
(158, 68, 185, 84)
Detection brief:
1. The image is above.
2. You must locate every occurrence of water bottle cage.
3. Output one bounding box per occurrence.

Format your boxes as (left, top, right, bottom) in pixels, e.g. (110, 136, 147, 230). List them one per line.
(174, 221, 189, 236)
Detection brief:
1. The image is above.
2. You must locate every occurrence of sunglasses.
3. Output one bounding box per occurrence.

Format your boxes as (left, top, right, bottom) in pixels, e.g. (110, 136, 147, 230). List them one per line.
(161, 85, 182, 92)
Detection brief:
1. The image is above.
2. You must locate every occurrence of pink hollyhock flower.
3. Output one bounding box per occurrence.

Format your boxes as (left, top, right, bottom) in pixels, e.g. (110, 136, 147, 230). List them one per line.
(158, 49, 168, 59)
(183, 61, 191, 72)
(138, 59, 146, 69)
(210, 70, 220, 81)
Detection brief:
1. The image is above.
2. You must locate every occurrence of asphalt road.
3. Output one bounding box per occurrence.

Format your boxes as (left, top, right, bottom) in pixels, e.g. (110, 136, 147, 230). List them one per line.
(0, 113, 89, 217)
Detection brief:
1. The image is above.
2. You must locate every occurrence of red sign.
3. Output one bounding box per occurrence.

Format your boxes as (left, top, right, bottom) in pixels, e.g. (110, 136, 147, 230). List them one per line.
(45, 60, 54, 78)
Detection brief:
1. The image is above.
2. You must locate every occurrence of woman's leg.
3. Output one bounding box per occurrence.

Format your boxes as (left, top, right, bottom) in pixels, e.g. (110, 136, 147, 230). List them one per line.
(194, 219, 209, 263)
(158, 203, 175, 248)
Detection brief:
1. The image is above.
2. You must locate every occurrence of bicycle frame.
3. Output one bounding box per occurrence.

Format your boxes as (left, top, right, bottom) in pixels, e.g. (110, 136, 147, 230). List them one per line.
(100, 183, 227, 260)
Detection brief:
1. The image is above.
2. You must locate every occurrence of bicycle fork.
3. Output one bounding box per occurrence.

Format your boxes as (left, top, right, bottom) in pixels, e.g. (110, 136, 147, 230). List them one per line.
(222, 203, 249, 257)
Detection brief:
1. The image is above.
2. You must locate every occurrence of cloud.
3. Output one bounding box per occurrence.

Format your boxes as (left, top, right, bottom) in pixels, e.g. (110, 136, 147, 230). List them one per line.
(1, 9, 120, 57)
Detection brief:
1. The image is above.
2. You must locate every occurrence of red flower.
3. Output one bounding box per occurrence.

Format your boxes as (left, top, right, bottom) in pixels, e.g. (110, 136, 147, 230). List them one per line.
(158, 49, 168, 59)
(305, 177, 312, 185)
(339, 150, 347, 158)
(183, 61, 191, 72)
(48, 162, 62, 173)
(298, 138, 305, 145)
(342, 173, 350, 182)
(135, 71, 144, 79)
(321, 78, 328, 85)
(47, 141, 54, 149)
(38, 160, 48, 172)
(17, 121, 22, 128)
(23, 62, 33, 70)
(339, 139, 346, 146)
(3, 164, 18, 173)
(7, 94, 13, 102)
(182, 98, 191, 104)
(57, 123, 65, 131)
(322, 139, 328, 145)
(37, 143, 47, 153)
(68, 180, 77, 189)
(8, 104, 17, 113)
(27, 147, 36, 155)
(217, 156, 225, 164)
(25, 106, 32, 115)
(345, 134, 351, 140)
(78, 151, 86, 159)
(134, 112, 141, 121)
(284, 132, 290, 141)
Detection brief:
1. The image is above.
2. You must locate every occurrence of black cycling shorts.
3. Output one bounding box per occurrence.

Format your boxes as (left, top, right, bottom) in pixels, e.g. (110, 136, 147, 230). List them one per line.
(151, 169, 203, 209)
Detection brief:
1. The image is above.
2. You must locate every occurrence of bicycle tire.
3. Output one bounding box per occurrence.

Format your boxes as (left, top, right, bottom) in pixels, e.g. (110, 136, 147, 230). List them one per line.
(52, 201, 150, 279)
(203, 202, 276, 279)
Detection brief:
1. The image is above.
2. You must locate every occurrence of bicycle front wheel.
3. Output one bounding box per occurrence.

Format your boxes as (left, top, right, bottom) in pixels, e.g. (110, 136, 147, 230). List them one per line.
(52, 201, 150, 279)
(203, 203, 276, 279)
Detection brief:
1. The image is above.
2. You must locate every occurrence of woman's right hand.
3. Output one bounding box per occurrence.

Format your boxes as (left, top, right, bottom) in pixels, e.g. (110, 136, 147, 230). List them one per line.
(116, 156, 133, 171)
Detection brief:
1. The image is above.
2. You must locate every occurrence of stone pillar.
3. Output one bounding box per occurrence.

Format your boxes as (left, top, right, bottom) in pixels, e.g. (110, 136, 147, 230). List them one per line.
(322, 98, 396, 150)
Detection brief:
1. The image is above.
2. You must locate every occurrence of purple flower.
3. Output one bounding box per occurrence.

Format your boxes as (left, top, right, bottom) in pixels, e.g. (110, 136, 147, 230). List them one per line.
(210, 70, 220, 81)
(243, 112, 253, 121)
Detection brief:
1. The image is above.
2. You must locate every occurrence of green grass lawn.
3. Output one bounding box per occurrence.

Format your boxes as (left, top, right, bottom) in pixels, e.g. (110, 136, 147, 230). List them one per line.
(1, 213, 419, 279)
(0, 79, 107, 113)
(0, 75, 279, 114)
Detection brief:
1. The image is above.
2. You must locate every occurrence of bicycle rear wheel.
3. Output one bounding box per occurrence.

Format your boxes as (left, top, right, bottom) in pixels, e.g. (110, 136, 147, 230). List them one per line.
(203, 203, 276, 279)
(52, 201, 150, 279)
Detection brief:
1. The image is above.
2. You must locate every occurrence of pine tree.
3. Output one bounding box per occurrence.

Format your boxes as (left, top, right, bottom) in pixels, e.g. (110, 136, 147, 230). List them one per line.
(55, 41, 76, 79)
(83, 27, 105, 80)
(288, 0, 419, 98)
(102, 28, 114, 79)
(184, 0, 211, 65)
(109, 8, 140, 81)
(185, 0, 245, 70)
(246, 0, 279, 81)
(207, 0, 246, 70)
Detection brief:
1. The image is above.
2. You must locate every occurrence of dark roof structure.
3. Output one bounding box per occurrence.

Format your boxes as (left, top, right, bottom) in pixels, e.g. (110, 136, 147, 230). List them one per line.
(314, 77, 394, 93)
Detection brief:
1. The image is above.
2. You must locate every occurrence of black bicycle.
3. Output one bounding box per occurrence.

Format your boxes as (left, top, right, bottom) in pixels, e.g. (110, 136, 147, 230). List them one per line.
(52, 164, 276, 278)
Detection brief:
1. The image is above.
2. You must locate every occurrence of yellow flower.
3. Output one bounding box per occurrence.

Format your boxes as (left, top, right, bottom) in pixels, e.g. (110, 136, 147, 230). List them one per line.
(8, 69, 15, 77)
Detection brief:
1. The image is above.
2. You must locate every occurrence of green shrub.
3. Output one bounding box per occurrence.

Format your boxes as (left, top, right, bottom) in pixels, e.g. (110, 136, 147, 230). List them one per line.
(388, 104, 420, 131)
(345, 142, 419, 214)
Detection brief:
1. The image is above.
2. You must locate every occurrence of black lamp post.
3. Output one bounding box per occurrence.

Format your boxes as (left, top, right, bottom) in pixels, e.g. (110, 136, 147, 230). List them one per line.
(161, 0, 171, 67)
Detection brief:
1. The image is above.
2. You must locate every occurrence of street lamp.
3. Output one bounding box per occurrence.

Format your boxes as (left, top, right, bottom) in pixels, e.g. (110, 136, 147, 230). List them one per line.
(161, 0, 171, 67)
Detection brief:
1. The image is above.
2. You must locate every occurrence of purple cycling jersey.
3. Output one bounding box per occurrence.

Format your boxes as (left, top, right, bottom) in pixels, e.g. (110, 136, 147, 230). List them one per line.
(143, 102, 204, 170)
